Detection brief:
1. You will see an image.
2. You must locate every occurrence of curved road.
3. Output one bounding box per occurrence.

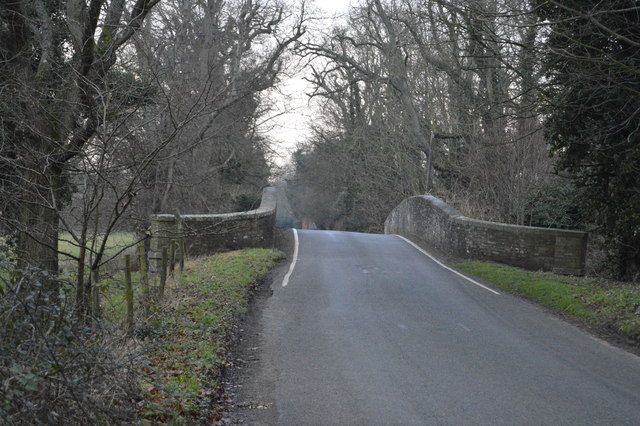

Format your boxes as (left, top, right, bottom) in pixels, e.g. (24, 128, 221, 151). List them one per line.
(233, 230, 640, 425)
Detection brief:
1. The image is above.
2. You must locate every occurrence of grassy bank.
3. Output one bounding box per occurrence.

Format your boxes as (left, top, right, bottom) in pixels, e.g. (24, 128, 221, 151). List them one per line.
(0, 247, 283, 423)
(138, 248, 285, 423)
(453, 261, 640, 343)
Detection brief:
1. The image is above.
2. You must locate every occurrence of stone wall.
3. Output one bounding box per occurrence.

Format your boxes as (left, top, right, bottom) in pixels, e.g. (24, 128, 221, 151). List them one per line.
(148, 187, 277, 273)
(384, 195, 588, 275)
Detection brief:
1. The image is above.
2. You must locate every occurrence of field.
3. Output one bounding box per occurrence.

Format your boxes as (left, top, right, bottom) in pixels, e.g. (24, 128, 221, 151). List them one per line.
(58, 232, 138, 272)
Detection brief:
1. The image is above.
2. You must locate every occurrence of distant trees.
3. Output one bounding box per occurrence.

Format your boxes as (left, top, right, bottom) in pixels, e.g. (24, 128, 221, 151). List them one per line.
(290, 0, 554, 231)
(287, 121, 423, 232)
(536, 0, 640, 279)
(287, 0, 426, 232)
(288, 0, 640, 279)
(129, 0, 306, 218)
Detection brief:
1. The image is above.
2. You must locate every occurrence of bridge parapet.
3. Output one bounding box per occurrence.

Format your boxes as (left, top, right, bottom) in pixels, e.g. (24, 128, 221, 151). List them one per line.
(149, 187, 277, 273)
(385, 195, 587, 275)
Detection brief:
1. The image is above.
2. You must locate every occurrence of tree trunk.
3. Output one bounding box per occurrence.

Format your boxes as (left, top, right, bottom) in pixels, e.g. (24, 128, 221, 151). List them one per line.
(16, 161, 62, 293)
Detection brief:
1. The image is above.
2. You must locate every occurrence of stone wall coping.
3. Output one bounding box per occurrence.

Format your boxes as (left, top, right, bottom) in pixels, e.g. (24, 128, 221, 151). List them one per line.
(453, 216, 587, 237)
(150, 187, 277, 223)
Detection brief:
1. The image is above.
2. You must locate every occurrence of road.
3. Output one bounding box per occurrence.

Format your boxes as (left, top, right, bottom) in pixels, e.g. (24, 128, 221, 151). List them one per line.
(228, 230, 640, 425)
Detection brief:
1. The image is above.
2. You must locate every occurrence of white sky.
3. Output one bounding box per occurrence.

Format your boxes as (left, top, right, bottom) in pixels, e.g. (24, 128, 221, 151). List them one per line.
(317, 0, 352, 13)
(264, 0, 352, 166)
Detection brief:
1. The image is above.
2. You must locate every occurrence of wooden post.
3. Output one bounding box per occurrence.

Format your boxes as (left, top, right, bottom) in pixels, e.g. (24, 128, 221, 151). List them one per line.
(138, 239, 150, 317)
(125, 255, 134, 336)
(159, 247, 168, 300)
(169, 239, 176, 277)
(173, 210, 185, 274)
(91, 268, 101, 320)
(179, 237, 185, 274)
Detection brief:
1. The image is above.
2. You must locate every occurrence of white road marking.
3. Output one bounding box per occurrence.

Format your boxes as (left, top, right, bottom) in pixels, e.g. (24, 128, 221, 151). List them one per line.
(459, 323, 472, 332)
(282, 228, 299, 287)
(394, 235, 500, 295)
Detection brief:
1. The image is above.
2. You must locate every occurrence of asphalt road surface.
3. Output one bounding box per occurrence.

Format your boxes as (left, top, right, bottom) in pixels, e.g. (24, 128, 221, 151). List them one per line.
(229, 230, 640, 425)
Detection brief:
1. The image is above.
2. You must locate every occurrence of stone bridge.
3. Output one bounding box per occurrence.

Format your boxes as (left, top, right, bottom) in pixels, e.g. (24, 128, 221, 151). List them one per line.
(385, 195, 588, 275)
(148, 187, 278, 273)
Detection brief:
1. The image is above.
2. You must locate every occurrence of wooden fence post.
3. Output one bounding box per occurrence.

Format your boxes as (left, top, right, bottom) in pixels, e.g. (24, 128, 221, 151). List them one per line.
(169, 239, 176, 277)
(173, 210, 185, 274)
(125, 255, 134, 336)
(91, 268, 101, 321)
(138, 239, 150, 317)
(179, 237, 185, 274)
(159, 247, 168, 300)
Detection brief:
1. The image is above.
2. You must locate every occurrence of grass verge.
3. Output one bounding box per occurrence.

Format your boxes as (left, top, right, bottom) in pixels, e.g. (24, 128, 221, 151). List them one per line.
(137, 248, 285, 423)
(453, 261, 640, 343)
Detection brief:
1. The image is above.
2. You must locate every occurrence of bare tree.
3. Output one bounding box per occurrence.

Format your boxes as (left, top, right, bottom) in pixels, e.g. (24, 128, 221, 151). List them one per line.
(0, 0, 159, 286)
(1, 0, 308, 315)
(132, 0, 307, 217)
(294, 0, 553, 229)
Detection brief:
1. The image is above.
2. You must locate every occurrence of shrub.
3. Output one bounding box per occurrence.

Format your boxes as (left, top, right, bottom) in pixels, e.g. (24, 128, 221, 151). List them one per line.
(523, 179, 585, 230)
(1, 266, 139, 424)
(233, 193, 261, 212)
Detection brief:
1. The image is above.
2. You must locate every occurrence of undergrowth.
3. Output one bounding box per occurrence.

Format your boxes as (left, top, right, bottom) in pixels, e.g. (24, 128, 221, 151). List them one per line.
(0, 268, 140, 424)
(1, 248, 284, 424)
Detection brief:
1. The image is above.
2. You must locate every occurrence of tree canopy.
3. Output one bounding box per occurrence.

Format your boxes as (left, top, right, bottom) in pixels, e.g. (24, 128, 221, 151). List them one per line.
(537, 0, 640, 279)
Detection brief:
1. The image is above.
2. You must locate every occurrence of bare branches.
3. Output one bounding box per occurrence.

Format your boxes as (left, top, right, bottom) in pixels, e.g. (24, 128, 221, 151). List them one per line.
(111, 0, 161, 53)
(0, 0, 163, 277)
(293, 0, 556, 229)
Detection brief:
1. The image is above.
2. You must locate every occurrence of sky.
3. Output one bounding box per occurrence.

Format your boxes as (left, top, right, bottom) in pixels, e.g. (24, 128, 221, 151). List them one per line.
(317, 0, 352, 13)
(264, 0, 352, 167)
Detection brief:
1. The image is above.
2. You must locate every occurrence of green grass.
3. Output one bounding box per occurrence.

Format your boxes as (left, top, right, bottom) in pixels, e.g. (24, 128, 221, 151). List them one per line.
(99, 269, 147, 324)
(138, 248, 285, 422)
(453, 261, 640, 341)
